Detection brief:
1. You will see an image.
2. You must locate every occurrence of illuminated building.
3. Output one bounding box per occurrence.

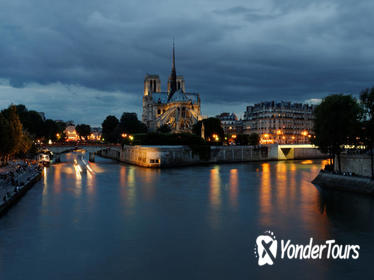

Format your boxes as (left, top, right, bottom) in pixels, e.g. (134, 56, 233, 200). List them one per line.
(64, 125, 79, 141)
(216, 112, 243, 135)
(88, 128, 102, 141)
(142, 42, 201, 133)
(243, 101, 314, 144)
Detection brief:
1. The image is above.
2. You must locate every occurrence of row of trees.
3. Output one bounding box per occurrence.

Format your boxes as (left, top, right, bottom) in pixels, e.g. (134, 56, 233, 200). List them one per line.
(15, 105, 66, 142)
(75, 124, 92, 140)
(102, 113, 147, 143)
(313, 88, 374, 177)
(101, 114, 261, 147)
(0, 106, 33, 163)
(0, 104, 69, 164)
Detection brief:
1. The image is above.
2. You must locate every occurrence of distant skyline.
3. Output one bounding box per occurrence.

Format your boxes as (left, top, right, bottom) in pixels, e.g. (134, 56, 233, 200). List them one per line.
(1, 0, 374, 125)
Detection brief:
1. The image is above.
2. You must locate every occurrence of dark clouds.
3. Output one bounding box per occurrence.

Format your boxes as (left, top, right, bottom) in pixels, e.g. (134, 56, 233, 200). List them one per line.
(0, 0, 374, 124)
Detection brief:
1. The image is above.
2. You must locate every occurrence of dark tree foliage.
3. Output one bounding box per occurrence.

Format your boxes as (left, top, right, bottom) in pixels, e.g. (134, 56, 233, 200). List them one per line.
(360, 87, 374, 178)
(157, 124, 172, 133)
(11, 104, 65, 142)
(234, 134, 250, 145)
(119, 112, 147, 134)
(248, 133, 260, 146)
(192, 117, 224, 144)
(102, 115, 119, 143)
(76, 124, 91, 140)
(312, 94, 361, 172)
(0, 105, 32, 162)
(0, 112, 10, 162)
(15, 105, 44, 138)
(233, 133, 259, 145)
(42, 119, 59, 141)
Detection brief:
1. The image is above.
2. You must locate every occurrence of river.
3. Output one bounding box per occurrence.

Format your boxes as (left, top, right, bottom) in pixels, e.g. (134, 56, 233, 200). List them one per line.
(1, 151, 374, 279)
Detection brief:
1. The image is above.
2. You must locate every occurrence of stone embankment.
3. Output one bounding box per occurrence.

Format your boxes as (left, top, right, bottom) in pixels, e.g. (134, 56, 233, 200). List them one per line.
(0, 161, 42, 216)
(97, 144, 326, 168)
(312, 171, 374, 195)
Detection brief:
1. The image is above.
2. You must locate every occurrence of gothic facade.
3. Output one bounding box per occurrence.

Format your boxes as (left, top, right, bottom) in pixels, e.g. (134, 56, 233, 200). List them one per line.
(142, 44, 201, 133)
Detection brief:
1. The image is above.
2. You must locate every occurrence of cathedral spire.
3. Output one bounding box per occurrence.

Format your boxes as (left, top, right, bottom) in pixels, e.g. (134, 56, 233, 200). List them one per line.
(168, 39, 177, 101)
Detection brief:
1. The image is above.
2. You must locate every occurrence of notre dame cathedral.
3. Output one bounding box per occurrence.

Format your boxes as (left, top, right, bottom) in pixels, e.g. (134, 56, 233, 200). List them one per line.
(142, 43, 201, 133)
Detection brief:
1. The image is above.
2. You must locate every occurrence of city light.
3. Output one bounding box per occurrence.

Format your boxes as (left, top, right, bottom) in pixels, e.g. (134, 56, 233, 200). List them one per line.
(212, 134, 220, 141)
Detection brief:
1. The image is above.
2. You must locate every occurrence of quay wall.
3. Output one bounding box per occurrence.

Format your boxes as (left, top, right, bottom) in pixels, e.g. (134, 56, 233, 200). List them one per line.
(0, 169, 42, 217)
(97, 148, 121, 161)
(97, 144, 326, 168)
(312, 171, 374, 195)
(334, 154, 373, 178)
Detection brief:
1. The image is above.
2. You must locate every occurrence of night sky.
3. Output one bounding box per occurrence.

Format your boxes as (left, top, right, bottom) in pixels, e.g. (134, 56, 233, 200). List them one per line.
(1, 0, 373, 125)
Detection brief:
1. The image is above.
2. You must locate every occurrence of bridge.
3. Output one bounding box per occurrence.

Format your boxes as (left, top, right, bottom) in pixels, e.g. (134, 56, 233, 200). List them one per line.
(267, 144, 325, 160)
(41, 144, 121, 162)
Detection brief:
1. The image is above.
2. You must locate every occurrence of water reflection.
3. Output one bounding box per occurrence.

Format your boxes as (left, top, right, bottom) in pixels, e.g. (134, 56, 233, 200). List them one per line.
(259, 163, 272, 226)
(209, 165, 221, 209)
(209, 165, 222, 229)
(257, 160, 333, 239)
(229, 169, 238, 209)
(3, 156, 374, 279)
(318, 188, 374, 232)
(119, 165, 137, 214)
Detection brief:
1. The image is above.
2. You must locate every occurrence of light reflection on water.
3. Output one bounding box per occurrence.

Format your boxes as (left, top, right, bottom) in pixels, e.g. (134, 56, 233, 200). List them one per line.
(0, 155, 374, 280)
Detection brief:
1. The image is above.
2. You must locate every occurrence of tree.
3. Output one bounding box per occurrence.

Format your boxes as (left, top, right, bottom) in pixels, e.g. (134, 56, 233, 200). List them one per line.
(119, 112, 147, 134)
(0, 113, 10, 164)
(360, 87, 374, 178)
(192, 118, 224, 144)
(43, 119, 60, 141)
(102, 115, 119, 143)
(234, 133, 259, 146)
(234, 134, 249, 145)
(157, 124, 172, 133)
(18, 131, 33, 156)
(312, 94, 361, 173)
(248, 133, 260, 146)
(15, 105, 44, 138)
(4, 106, 24, 157)
(75, 124, 91, 140)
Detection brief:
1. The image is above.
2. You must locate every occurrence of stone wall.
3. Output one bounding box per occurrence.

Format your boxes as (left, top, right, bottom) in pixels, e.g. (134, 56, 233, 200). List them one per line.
(98, 148, 120, 161)
(334, 154, 373, 177)
(210, 146, 268, 163)
(294, 147, 325, 159)
(312, 171, 374, 195)
(97, 144, 326, 168)
(121, 145, 201, 167)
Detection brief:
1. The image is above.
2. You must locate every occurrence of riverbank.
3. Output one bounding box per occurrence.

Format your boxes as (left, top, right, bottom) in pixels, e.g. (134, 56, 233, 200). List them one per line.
(97, 144, 326, 168)
(0, 162, 42, 216)
(312, 170, 374, 195)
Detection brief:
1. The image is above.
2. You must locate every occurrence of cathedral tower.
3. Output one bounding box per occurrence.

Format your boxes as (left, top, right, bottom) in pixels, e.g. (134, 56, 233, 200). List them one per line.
(144, 75, 161, 96)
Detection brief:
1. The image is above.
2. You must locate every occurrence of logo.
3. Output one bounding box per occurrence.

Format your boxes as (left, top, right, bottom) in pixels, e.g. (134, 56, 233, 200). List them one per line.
(254, 230, 360, 266)
(254, 230, 278, 266)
